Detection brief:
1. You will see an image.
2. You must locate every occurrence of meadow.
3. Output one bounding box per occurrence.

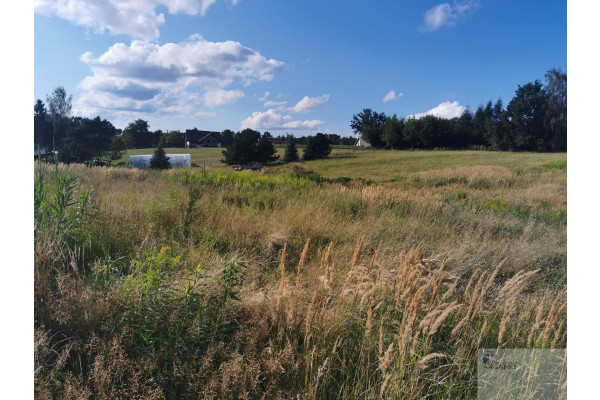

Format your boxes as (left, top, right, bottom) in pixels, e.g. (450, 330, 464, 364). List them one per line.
(34, 148, 566, 399)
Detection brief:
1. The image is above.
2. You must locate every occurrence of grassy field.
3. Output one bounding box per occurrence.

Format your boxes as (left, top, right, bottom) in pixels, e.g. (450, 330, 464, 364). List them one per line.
(35, 148, 566, 399)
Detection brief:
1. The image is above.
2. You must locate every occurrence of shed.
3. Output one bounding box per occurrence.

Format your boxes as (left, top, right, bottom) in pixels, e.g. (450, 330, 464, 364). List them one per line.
(129, 154, 191, 169)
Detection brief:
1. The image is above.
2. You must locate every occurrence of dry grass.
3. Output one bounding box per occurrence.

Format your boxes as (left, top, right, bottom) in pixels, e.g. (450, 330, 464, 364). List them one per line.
(34, 151, 566, 399)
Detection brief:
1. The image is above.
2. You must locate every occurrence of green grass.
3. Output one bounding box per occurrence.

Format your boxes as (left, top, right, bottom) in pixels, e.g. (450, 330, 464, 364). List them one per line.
(118, 147, 566, 186)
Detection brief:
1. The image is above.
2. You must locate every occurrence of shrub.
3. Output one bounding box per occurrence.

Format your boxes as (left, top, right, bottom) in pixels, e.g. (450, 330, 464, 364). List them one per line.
(303, 133, 331, 160)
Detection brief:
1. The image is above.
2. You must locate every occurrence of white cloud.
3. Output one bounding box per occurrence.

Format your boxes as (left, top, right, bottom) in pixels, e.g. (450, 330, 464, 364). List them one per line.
(263, 100, 287, 108)
(34, 0, 238, 40)
(422, 1, 480, 32)
(74, 35, 283, 118)
(203, 89, 244, 107)
(407, 101, 467, 119)
(288, 94, 330, 114)
(382, 90, 404, 103)
(241, 109, 324, 130)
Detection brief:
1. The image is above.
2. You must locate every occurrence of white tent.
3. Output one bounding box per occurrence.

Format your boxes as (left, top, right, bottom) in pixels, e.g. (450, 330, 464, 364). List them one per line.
(354, 137, 371, 147)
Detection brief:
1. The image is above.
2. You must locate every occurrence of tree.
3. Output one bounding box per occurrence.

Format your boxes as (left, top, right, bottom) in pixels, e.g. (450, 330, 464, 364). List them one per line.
(109, 136, 127, 161)
(221, 129, 262, 165)
(59, 116, 117, 164)
(221, 129, 235, 147)
(283, 135, 299, 162)
(46, 86, 73, 149)
(164, 130, 184, 147)
(34, 99, 53, 149)
(256, 133, 279, 163)
(123, 119, 152, 149)
(505, 81, 548, 151)
(382, 115, 405, 149)
(303, 133, 331, 161)
(150, 139, 171, 169)
(544, 68, 567, 151)
(350, 108, 387, 147)
(361, 124, 385, 148)
(46, 86, 72, 120)
(324, 133, 342, 145)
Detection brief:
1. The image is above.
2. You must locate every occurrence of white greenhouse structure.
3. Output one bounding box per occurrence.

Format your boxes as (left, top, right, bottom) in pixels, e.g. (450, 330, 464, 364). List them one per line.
(129, 154, 191, 169)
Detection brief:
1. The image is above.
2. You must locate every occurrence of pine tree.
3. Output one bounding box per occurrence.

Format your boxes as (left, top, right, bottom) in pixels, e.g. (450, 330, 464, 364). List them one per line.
(150, 140, 171, 169)
(256, 134, 279, 164)
(303, 133, 331, 161)
(283, 135, 299, 162)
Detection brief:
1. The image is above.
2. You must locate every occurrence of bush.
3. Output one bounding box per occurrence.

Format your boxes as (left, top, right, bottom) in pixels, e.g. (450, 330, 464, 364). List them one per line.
(303, 133, 331, 160)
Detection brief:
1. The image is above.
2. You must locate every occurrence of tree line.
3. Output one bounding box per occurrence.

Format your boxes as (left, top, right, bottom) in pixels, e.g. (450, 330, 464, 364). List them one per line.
(34, 88, 186, 165)
(220, 129, 332, 165)
(352, 68, 566, 152)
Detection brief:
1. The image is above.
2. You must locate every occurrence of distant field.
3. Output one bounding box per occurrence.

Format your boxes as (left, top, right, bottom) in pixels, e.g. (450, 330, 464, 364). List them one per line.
(120, 146, 566, 184)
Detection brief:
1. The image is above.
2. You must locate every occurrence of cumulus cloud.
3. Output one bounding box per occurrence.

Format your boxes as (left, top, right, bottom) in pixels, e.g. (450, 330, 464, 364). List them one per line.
(288, 94, 330, 114)
(241, 109, 323, 130)
(382, 90, 404, 104)
(34, 0, 238, 40)
(74, 35, 283, 118)
(422, 1, 480, 32)
(407, 101, 467, 119)
(203, 89, 244, 107)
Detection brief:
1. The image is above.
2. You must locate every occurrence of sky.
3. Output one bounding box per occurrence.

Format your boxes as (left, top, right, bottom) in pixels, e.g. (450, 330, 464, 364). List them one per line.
(34, 0, 566, 136)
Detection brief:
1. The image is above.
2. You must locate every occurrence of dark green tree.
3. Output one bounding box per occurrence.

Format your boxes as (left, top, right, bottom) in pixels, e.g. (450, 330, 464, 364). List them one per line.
(152, 129, 164, 148)
(123, 119, 152, 149)
(256, 133, 280, 163)
(34, 99, 53, 149)
(382, 115, 405, 149)
(453, 109, 474, 147)
(150, 139, 171, 169)
(221, 129, 235, 147)
(324, 133, 342, 145)
(544, 68, 567, 151)
(221, 129, 261, 165)
(164, 130, 185, 147)
(505, 81, 548, 151)
(59, 116, 117, 164)
(350, 108, 387, 148)
(109, 135, 127, 162)
(46, 86, 73, 150)
(283, 135, 299, 162)
(303, 133, 331, 160)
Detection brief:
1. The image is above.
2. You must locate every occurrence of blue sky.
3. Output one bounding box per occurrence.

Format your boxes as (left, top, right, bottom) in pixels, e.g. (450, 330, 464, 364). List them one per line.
(34, 0, 566, 135)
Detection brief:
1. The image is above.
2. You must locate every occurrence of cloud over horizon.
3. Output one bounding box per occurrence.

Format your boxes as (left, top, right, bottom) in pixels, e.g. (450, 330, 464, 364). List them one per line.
(241, 109, 323, 130)
(34, 0, 239, 40)
(288, 94, 330, 114)
(74, 35, 283, 119)
(422, 1, 480, 32)
(407, 101, 467, 119)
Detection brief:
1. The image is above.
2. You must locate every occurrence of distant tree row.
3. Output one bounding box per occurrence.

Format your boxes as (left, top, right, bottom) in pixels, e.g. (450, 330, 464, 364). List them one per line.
(34, 89, 187, 164)
(34, 87, 125, 165)
(120, 120, 184, 149)
(220, 130, 333, 165)
(351, 68, 567, 152)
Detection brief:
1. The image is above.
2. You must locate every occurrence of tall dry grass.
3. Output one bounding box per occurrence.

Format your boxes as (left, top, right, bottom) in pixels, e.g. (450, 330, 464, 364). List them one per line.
(34, 161, 566, 399)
